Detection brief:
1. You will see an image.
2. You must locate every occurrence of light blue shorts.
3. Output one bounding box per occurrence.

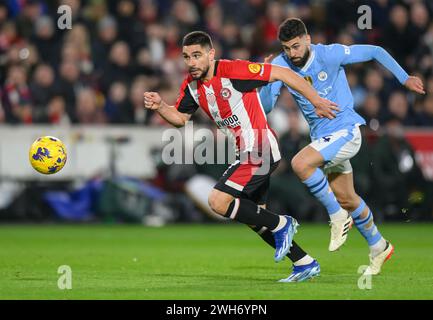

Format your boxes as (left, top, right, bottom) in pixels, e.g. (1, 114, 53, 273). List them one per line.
(310, 125, 362, 174)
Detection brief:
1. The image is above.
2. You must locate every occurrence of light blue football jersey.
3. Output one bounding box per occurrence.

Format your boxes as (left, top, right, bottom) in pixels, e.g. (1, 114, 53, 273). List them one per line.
(260, 44, 409, 140)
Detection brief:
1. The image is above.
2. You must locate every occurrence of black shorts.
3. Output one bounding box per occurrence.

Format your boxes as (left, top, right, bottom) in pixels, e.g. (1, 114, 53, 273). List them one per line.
(214, 155, 280, 205)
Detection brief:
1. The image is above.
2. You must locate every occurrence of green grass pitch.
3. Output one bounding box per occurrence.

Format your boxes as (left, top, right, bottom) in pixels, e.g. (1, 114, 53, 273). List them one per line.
(0, 223, 432, 300)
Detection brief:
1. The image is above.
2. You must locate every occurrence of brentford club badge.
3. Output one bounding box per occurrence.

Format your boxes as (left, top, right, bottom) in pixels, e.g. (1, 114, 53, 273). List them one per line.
(220, 88, 232, 100)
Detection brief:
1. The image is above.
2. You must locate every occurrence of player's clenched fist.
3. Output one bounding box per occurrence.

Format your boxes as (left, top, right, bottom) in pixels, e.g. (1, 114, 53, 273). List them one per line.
(143, 92, 162, 110)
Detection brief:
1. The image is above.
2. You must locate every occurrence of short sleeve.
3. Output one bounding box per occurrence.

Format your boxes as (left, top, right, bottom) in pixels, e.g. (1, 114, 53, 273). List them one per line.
(217, 59, 272, 82)
(324, 44, 354, 66)
(175, 78, 199, 114)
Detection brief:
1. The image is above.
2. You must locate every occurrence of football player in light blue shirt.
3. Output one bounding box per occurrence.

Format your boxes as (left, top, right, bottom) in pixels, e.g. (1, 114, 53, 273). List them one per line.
(260, 18, 425, 280)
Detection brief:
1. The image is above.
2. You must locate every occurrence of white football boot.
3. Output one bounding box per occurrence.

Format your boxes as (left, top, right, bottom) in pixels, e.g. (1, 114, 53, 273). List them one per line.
(328, 210, 353, 251)
(363, 242, 394, 276)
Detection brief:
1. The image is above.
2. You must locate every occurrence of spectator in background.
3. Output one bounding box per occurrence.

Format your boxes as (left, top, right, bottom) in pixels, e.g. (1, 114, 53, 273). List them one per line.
(410, 2, 430, 39)
(250, 0, 285, 57)
(364, 68, 388, 105)
(47, 95, 71, 125)
(228, 44, 251, 61)
(416, 95, 433, 127)
(382, 4, 417, 70)
(55, 59, 90, 121)
(325, 0, 358, 38)
(31, 15, 60, 66)
(82, 0, 108, 23)
(137, 0, 159, 25)
(203, 2, 223, 39)
(413, 22, 433, 76)
(169, 0, 200, 37)
(387, 90, 415, 126)
(359, 93, 383, 132)
(128, 76, 153, 125)
(346, 69, 366, 108)
(0, 21, 22, 55)
(92, 16, 118, 73)
(0, 2, 9, 25)
(134, 47, 160, 77)
(104, 81, 131, 124)
(62, 23, 93, 76)
(2, 64, 32, 124)
(426, 76, 433, 97)
(0, 88, 5, 123)
(262, 1, 285, 45)
(219, 0, 266, 27)
(219, 20, 243, 58)
(100, 41, 133, 93)
(144, 23, 165, 66)
(15, 0, 43, 39)
(117, 0, 147, 52)
(365, 0, 392, 31)
(4, 42, 36, 70)
(371, 116, 430, 219)
(75, 87, 106, 124)
(164, 23, 183, 60)
(336, 30, 355, 46)
(61, 0, 85, 25)
(30, 63, 56, 122)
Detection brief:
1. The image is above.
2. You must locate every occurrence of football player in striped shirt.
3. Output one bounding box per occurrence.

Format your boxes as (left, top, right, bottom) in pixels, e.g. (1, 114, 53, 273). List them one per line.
(144, 31, 338, 282)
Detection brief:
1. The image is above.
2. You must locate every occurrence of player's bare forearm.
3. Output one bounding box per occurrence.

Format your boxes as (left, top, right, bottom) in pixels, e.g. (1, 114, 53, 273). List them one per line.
(143, 92, 190, 128)
(157, 102, 190, 128)
(269, 65, 339, 119)
(270, 65, 322, 105)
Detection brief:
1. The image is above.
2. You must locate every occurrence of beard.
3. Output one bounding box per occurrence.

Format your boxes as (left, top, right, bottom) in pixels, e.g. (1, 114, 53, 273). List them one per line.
(189, 65, 210, 80)
(290, 48, 310, 67)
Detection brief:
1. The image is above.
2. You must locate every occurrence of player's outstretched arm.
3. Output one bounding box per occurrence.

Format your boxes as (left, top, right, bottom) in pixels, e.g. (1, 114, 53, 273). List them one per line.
(143, 92, 191, 128)
(269, 65, 340, 119)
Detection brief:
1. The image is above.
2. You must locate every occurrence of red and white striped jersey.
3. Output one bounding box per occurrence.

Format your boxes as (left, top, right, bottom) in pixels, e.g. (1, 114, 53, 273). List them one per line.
(175, 59, 281, 161)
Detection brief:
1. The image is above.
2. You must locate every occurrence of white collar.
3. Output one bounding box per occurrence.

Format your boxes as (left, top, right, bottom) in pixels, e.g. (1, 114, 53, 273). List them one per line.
(301, 48, 315, 72)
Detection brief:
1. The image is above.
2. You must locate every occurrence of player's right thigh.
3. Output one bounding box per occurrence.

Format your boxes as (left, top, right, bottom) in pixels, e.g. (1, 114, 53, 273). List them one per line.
(291, 145, 324, 179)
(310, 124, 362, 173)
(208, 189, 234, 215)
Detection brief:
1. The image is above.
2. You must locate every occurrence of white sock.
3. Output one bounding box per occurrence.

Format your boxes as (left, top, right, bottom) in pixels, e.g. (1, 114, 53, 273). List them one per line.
(370, 237, 387, 257)
(329, 207, 348, 222)
(293, 255, 314, 266)
(271, 216, 287, 232)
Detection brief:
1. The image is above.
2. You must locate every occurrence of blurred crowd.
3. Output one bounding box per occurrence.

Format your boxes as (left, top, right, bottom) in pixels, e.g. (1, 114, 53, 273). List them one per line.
(0, 0, 432, 128)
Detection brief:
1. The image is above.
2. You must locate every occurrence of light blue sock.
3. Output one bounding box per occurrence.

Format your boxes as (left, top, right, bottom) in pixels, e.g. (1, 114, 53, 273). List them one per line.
(303, 168, 341, 216)
(350, 199, 383, 246)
